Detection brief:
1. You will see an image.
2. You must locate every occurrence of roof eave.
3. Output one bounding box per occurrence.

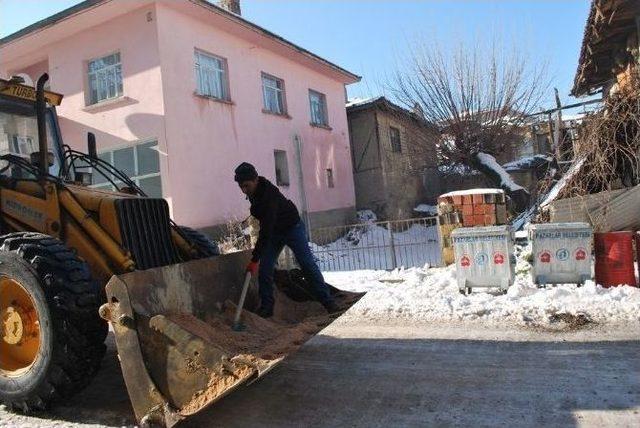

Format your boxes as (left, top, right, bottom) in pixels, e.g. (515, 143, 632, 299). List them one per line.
(188, 0, 360, 84)
(0, 0, 108, 46)
(0, 0, 361, 85)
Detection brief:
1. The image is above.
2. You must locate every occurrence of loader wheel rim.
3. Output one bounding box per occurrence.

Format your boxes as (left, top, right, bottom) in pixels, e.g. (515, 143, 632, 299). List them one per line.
(0, 277, 41, 376)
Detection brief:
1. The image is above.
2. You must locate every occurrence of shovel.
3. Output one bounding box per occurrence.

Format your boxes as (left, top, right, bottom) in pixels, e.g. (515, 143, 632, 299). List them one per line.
(232, 271, 252, 331)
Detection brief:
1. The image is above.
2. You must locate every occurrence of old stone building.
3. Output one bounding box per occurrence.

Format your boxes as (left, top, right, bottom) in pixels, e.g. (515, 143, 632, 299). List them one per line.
(347, 97, 440, 220)
(572, 0, 640, 98)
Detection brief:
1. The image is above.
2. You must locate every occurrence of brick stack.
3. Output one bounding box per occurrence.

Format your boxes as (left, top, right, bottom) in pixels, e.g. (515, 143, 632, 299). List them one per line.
(437, 189, 508, 264)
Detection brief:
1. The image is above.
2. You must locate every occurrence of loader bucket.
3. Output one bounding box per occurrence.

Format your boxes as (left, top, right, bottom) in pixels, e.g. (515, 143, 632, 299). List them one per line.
(99, 250, 363, 427)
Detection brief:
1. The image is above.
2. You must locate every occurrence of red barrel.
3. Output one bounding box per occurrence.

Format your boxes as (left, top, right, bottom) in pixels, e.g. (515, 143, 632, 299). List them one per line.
(594, 232, 637, 287)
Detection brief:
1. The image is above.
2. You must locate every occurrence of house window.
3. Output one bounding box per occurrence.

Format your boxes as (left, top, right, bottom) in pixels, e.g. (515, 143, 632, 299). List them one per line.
(194, 50, 230, 100)
(389, 126, 402, 153)
(273, 150, 290, 186)
(326, 168, 334, 188)
(262, 73, 286, 115)
(87, 52, 123, 105)
(309, 90, 328, 126)
(93, 141, 162, 198)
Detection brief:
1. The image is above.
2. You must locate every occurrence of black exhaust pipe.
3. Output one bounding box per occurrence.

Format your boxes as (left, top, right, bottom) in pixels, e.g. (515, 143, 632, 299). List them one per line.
(36, 73, 49, 177)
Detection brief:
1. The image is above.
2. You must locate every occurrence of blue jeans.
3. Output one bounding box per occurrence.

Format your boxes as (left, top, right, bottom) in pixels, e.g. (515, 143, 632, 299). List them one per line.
(258, 221, 332, 309)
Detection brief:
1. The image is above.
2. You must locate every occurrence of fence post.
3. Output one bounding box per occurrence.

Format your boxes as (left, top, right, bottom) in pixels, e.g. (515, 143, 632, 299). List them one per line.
(387, 221, 397, 269)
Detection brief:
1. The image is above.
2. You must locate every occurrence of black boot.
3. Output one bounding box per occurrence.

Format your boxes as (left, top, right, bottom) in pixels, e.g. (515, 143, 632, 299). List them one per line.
(256, 306, 274, 319)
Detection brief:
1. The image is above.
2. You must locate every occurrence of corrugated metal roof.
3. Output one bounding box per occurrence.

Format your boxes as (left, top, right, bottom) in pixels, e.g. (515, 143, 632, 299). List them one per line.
(547, 187, 640, 232)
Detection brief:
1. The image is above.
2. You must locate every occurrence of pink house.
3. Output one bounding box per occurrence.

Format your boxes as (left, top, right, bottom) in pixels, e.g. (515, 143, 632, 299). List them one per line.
(0, 0, 360, 235)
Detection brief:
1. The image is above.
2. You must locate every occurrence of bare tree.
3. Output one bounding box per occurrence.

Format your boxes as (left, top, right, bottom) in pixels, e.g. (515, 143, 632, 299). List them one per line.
(388, 38, 548, 212)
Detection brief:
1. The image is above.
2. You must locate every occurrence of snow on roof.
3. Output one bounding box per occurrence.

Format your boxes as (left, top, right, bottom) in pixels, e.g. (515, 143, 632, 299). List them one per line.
(440, 188, 504, 197)
(539, 157, 586, 208)
(414, 204, 437, 214)
(476, 152, 526, 193)
(438, 163, 481, 175)
(562, 113, 587, 122)
(502, 154, 552, 172)
(346, 96, 384, 108)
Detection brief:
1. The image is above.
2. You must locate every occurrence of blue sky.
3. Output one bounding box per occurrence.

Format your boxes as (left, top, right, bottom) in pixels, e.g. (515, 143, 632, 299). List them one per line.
(0, 0, 591, 106)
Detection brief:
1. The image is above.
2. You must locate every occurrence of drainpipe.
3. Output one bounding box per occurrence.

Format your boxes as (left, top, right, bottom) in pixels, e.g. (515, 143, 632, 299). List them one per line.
(294, 134, 311, 234)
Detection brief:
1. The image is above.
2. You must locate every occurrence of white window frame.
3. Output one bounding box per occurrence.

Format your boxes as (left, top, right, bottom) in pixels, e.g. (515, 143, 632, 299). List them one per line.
(87, 52, 123, 105)
(92, 140, 162, 197)
(194, 49, 230, 100)
(262, 73, 286, 115)
(309, 89, 328, 126)
(273, 150, 290, 187)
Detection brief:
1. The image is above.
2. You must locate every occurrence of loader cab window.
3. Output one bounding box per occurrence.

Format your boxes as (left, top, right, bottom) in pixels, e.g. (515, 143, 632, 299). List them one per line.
(0, 96, 63, 179)
(92, 141, 163, 198)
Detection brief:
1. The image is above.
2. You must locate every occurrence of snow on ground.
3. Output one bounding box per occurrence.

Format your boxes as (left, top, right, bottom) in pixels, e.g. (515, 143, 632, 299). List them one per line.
(326, 244, 640, 326)
(312, 221, 441, 271)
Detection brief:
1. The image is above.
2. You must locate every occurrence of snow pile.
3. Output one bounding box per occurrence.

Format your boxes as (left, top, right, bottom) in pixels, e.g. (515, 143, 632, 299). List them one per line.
(414, 204, 437, 215)
(476, 152, 526, 192)
(356, 209, 377, 223)
(327, 249, 640, 325)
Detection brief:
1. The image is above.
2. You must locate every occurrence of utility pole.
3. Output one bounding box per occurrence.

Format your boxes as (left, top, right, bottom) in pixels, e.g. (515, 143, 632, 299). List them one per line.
(553, 88, 564, 164)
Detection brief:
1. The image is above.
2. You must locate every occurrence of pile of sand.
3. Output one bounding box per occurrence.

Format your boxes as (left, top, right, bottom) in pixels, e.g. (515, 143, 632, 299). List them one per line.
(167, 306, 325, 361)
(164, 284, 363, 415)
(167, 295, 336, 415)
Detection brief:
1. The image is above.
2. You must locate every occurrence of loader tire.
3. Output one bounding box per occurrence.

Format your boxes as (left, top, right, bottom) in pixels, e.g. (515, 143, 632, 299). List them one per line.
(0, 232, 106, 413)
(178, 226, 220, 257)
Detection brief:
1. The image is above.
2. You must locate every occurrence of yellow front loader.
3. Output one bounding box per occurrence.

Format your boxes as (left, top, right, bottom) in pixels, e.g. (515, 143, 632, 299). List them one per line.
(0, 75, 362, 426)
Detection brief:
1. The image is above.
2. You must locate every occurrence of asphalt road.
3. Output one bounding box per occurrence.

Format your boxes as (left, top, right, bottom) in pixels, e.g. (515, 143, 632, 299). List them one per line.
(1, 321, 639, 427)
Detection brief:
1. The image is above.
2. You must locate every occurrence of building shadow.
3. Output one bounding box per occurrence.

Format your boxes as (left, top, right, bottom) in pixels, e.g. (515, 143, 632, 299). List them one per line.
(11, 329, 640, 428)
(182, 333, 640, 428)
(15, 333, 137, 427)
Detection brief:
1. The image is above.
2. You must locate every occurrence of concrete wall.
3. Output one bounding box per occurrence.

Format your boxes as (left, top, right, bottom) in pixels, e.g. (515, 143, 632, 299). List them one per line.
(376, 109, 438, 219)
(0, 0, 357, 232)
(155, 2, 356, 229)
(348, 109, 386, 213)
(2, 3, 169, 202)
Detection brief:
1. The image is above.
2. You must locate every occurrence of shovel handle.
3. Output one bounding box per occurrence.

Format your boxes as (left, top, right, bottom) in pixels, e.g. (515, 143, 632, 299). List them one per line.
(233, 272, 252, 327)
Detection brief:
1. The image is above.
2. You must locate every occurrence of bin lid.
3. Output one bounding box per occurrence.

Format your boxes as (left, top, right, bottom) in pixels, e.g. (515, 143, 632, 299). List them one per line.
(451, 225, 511, 237)
(528, 222, 591, 232)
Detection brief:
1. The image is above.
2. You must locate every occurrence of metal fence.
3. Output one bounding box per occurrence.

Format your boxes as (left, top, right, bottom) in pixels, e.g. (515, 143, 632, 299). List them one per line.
(283, 216, 441, 271)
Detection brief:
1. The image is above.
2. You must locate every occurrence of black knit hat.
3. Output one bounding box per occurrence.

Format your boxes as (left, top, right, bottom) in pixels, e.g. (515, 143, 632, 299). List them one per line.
(234, 162, 258, 183)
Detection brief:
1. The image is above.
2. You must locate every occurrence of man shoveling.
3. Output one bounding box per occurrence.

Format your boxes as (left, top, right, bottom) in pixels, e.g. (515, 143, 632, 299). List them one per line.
(234, 162, 338, 318)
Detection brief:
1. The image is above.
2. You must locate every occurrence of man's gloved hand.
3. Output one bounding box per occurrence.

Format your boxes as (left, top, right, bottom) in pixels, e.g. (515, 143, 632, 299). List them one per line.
(246, 261, 259, 276)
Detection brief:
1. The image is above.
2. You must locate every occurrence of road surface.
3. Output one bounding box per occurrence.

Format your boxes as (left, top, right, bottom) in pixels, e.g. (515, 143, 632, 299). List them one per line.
(1, 321, 638, 427)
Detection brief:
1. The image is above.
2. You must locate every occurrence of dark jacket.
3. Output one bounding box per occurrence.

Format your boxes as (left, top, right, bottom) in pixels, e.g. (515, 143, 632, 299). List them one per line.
(249, 176, 300, 262)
